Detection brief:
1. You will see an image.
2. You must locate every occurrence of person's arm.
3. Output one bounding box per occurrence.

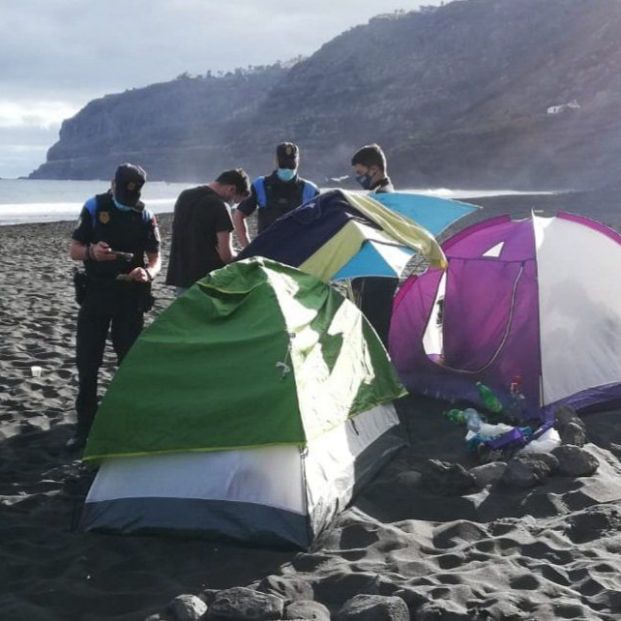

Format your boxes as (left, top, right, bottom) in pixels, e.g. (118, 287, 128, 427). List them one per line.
(129, 251, 161, 282)
(69, 239, 91, 261)
(128, 212, 162, 282)
(216, 231, 235, 264)
(233, 209, 251, 249)
(70, 239, 118, 262)
(233, 186, 258, 248)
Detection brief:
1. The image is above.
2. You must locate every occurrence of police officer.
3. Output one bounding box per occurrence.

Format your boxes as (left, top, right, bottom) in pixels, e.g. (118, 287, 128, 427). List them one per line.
(67, 163, 161, 449)
(233, 142, 319, 248)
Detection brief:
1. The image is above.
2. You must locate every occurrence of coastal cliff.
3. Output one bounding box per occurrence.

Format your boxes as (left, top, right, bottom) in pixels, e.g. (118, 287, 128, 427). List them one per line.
(30, 0, 621, 190)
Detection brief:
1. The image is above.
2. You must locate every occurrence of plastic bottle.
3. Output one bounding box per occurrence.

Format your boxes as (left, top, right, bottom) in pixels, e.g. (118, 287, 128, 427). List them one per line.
(445, 408, 483, 430)
(510, 375, 522, 396)
(508, 375, 527, 419)
(445, 409, 465, 424)
(462, 407, 483, 432)
(446, 407, 517, 454)
(476, 381, 503, 414)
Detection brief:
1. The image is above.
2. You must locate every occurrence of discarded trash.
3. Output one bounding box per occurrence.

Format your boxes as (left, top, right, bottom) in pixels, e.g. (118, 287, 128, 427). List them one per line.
(445, 407, 514, 453)
(446, 407, 482, 430)
(30, 366, 42, 378)
(476, 382, 503, 414)
(519, 427, 561, 454)
(445, 402, 558, 462)
(507, 375, 528, 419)
(466, 420, 517, 454)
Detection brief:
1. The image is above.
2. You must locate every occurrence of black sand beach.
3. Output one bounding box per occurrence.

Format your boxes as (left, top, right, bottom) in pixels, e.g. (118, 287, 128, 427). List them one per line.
(2, 196, 621, 620)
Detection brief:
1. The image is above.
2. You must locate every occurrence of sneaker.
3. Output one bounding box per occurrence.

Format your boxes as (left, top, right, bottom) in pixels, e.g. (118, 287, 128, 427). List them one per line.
(65, 435, 86, 451)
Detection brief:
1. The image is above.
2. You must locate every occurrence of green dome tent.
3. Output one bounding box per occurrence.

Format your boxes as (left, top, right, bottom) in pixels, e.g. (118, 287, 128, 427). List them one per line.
(81, 258, 407, 548)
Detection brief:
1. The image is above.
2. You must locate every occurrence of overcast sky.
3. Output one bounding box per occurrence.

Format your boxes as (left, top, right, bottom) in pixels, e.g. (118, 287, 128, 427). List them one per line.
(0, 0, 443, 178)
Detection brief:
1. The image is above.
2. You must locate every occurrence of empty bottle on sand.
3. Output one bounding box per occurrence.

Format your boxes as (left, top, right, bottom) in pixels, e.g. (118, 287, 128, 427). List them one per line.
(462, 407, 483, 432)
(445, 407, 483, 432)
(476, 381, 503, 414)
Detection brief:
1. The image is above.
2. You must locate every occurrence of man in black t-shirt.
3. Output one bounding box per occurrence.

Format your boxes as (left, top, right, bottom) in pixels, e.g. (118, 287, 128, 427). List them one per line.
(233, 143, 319, 248)
(68, 163, 161, 450)
(165, 169, 251, 293)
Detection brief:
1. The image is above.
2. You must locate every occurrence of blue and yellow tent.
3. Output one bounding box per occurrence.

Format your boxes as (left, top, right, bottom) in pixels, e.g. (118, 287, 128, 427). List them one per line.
(237, 190, 477, 282)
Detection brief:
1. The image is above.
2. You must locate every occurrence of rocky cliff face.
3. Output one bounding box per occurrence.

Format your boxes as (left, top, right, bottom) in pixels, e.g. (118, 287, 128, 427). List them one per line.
(32, 66, 288, 181)
(30, 0, 621, 190)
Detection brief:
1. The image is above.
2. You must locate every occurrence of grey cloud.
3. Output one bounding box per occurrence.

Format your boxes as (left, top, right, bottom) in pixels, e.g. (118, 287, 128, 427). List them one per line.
(1, 1, 436, 96)
(0, 125, 59, 146)
(0, 0, 441, 176)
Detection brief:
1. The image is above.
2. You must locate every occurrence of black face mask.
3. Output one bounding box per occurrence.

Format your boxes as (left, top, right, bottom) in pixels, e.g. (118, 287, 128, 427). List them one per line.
(355, 173, 373, 190)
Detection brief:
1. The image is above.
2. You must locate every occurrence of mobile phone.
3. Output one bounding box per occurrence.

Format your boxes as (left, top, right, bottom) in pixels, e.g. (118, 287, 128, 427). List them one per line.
(110, 249, 134, 261)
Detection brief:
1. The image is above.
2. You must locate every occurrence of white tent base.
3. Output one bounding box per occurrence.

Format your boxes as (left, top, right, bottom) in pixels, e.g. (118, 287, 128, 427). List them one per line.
(81, 403, 405, 548)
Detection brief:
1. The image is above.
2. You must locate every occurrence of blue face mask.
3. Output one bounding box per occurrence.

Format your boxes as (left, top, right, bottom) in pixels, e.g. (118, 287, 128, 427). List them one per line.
(277, 168, 297, 182)
(355, 173, 373, 190)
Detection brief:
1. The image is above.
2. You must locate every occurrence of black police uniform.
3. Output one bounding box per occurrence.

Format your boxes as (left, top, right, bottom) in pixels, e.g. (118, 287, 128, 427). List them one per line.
(236, 171, 319, 234)
(72, 191, 160, 441)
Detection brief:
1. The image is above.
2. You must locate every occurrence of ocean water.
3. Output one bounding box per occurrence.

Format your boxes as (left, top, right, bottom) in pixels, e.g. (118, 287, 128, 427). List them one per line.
(0, 179, 190, 226)
(0, 179, 550, 226)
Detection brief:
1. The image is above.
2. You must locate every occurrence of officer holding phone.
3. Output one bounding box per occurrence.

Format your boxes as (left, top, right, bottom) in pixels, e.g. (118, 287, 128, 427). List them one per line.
(67, 163, 161, 450)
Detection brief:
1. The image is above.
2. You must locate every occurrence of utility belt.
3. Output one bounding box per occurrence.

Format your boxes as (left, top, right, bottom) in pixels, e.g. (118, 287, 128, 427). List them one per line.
(73, 270, 155, 312)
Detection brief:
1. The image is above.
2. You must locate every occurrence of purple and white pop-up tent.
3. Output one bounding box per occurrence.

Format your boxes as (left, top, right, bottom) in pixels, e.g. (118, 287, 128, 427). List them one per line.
(389, 212, 621, 416)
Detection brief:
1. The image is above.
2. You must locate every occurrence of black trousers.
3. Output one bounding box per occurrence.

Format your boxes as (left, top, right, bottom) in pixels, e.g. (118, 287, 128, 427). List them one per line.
(352, 277, 399, 348)
(75, 284, 144, 439)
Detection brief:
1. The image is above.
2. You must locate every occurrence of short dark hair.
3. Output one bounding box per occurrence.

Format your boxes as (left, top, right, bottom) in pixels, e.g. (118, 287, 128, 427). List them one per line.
(276, 142, 299, 169)
(351, 144, 387, 172)
(216, 168, 251, 196)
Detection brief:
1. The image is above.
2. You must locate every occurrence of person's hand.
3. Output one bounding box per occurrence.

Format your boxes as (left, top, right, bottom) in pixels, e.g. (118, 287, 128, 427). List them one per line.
(128, 267, 149, 283)
(91, 241, 117, 262)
